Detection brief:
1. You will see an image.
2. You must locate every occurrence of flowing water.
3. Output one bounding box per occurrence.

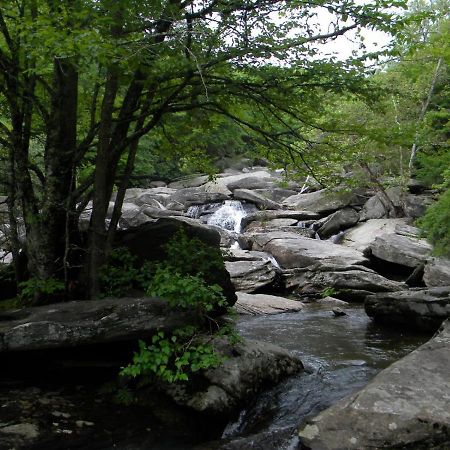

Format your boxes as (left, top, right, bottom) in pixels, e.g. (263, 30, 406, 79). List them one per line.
(216, 306, 430, 448)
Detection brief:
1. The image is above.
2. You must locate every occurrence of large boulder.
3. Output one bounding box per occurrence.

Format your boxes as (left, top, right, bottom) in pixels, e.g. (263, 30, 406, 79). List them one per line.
(235, 292, 304, 315)
(285, 264, 405, 302)
(0, 297, 201, 352)
(424, 257, 450, 287)
(315, 208, 359, 239)
(246, 231, 369, 269)
(369, 233, 432, 268)
(365, 287, 450, 332)
(298, 320, 450, 449)
(164, 339, 303, 416)
(252, 188, 298, 203)
(169, 184, 231, 208)
(282, 189, 360, 214)
(341, 218, 409, 253)
(225, 259, 278, 293)
(116, 217, 237, 306)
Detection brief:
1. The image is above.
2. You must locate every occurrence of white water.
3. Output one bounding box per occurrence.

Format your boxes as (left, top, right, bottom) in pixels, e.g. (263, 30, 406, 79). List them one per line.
(207, 200, 247, 233)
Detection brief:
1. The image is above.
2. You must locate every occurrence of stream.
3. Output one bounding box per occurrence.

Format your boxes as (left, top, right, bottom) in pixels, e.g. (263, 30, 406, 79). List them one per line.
(211, 306, 430, 449)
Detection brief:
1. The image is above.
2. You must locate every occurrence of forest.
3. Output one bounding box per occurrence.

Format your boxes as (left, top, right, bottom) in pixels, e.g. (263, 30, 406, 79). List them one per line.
(0, 1, 449, 449)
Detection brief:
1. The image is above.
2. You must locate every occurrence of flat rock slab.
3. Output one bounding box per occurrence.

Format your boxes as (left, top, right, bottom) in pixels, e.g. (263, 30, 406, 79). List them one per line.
(240, 210, 320, 230)
(235, 292, 304, 315)
(298, 320, 450, 449)
(0, 297, 200, 352)
(248, 231, 368, 269)
(285, 265, 405, 301)
(369, 232, 432, 268)
(341, 218, 409, 253)
(365, 287, 450, 332)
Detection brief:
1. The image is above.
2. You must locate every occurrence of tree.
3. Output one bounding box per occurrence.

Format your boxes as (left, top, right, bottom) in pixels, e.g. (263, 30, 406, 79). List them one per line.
(0, 0, 408, 300)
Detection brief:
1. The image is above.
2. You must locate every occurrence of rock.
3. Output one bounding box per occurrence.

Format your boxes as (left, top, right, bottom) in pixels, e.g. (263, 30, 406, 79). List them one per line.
(404, 193, 434, 218)
(141, 206, 184, 219)
(316, 297, 350, 307)
(252, 188, 298, 202)
(232, 189, 281, 210)
(0, 297, 202, 352)
(284, 264, 404, 301)
(116, 217, 237, 306)
(170, 185, 231, 208)
(315, 208, 359, 239)
(118, 204, 153, 229)
(247, 231, 368, 269)
(164, 339, 303, 416)
(332, 307, 346, 316)
(394, 222, 421, 238)
(282, 189, 359, 214)
(225, 259, 278, 293)
(216, 170, 276, 191)
(266, 218, 298, 227)
(234, 292, 304, 315)
(148, 180, 167, 188)
(167, 174, 209, 189)
(424, 257, 450, 287)
(0, 423, 40, 443)
(341, 218, 409, 253)
(369, 233, 432, 268)
(298, 320, 450, 449)
(240, 210, 319, 230)
(359, 194, 391, 220)
(365, 287, 450, 332)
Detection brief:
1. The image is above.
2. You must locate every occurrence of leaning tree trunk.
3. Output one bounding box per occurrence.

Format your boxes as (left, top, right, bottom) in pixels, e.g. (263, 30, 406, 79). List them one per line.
(409, 57, 443, 172)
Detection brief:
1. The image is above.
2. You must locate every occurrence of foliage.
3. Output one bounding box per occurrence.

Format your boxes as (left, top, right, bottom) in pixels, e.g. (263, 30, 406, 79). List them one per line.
(321, 286, 338, 298)
(418, 188, 450, 256)
(18, 277, 64, 302)
(147, 267, 227, 313)
(121, 328, 223, 384)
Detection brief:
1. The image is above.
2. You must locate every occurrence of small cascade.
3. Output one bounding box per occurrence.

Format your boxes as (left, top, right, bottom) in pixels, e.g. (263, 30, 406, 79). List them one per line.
(207, 200, 247, 233)
(186, 202, 222, 219)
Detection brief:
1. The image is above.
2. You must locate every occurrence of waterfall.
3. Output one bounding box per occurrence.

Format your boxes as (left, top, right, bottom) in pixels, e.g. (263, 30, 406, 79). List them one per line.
(207, 200, 247, 233)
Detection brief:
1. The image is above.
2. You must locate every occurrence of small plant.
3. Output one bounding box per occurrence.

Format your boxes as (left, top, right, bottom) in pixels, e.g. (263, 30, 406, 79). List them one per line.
(121, 327, 223, 383)
(146, 265, 227, 313)
(19, 277, 64, 302)
(321, 286, 338, 298)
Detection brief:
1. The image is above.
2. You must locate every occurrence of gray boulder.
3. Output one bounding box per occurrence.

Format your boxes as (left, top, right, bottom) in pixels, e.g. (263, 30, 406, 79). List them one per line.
(164, 339, 303, 416)
(369, 233, 432, 268)
(298, 320, 450, 449)
(285, 265, 405, 301)
(424, 257, 450, 287)
(0, 297, 201, 352)
(247, 231, 368, 269)
(232, 189, 281, 210)
(341, 218, 409, 253)
(167, 174, 209, 189)
(169, 184, 231, 208)
(365, 287, 450, 332)
(252, 188, 298, 203)
(282, 189, 359, 214)
(225, 259, 278, 293)
(240, 209, 319, 230)
(235, 292, 304, 315)
(315, 208, 359, 239)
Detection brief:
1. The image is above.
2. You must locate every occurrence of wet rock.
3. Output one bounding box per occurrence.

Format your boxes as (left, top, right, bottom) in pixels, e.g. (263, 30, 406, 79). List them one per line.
(235, 292, 304, 315)
(315, 208, 359, 239)
(233, 189, 281, 210)
(332, 307, 346, 317)
(164, 339, 303, 416)
(341, 218, 409, 253)
(282, 189, 360, 214)
(0, 297, 202, 352)
(369, 233, 432, 268)
(225, 259, 278, 293)
(424, 257, 450, 287)
(365, 287, 450, 332)
(298, 320, 450, 449)
(247, 231, 368, 269)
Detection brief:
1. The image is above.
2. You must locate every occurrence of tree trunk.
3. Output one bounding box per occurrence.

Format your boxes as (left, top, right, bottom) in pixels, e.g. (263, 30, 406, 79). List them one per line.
(409, 57, 443, 172)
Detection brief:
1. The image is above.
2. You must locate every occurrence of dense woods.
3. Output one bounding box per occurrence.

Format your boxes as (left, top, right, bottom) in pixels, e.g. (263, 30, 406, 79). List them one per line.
(0, 0, 449, 300)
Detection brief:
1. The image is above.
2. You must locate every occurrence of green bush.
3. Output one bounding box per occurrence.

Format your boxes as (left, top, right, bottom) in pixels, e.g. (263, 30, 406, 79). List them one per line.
(418, 188, 450, 257)
(19, 277, 64, 302)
